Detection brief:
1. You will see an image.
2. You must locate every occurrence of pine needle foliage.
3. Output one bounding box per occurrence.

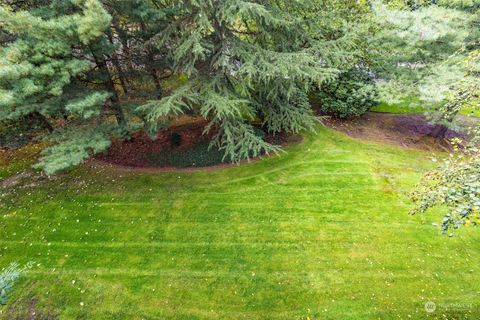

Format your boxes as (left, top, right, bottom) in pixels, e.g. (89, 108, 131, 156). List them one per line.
(142, 0, 367, 161)
(0, 0, 115, 174)
(1, 0, 371, 172)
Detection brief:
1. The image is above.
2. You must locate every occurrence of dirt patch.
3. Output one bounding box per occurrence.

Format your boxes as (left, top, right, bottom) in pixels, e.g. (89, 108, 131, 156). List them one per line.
(3, 296, 58, 320)
(325, 112, 470, 151)
(0, 171, 32, 188)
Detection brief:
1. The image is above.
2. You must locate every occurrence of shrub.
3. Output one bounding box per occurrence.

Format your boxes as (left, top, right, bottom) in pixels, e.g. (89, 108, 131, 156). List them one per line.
(317, 69, 378, 119)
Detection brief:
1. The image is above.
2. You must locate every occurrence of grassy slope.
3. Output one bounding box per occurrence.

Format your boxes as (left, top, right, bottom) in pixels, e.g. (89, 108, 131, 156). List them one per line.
(1, 127, 479, 319)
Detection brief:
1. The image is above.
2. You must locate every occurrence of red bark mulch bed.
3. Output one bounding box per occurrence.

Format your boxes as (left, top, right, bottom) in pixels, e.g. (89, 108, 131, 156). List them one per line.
(95, 120, 295, 169)
(95, 120, 215, 167)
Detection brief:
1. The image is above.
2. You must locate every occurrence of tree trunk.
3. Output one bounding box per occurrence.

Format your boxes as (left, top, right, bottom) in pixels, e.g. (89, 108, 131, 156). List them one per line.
(92, 52, 128, 136)
(140, 22, 164, 99)
(107, 32, 129, 96)
(112, 18, 135, 91)
(105, 75, 128, 135)
(148, 55, 163, 98)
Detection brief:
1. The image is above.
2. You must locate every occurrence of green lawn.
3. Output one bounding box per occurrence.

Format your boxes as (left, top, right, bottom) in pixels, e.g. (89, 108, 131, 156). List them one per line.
(1, 127, 479, 319)
(372, 97, 480, 117)
(372, 98, 426, 114)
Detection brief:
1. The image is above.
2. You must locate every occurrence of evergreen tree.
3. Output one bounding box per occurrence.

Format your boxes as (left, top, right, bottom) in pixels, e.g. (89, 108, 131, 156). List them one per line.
(142, 0, 368, 161)
(0, 0, 175, 174)
(0, 0, 372, 173)
(0, 0, 116, 174)
(369, 1, 480, 139)
(371, 1, 474, 106)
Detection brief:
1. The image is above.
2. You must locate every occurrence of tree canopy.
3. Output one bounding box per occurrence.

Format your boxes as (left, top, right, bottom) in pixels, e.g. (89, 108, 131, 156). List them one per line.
(0, 0, 373, 174)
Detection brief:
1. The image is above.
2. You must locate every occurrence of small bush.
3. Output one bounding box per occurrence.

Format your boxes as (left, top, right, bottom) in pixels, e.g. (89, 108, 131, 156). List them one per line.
(317, 69, 378, 119)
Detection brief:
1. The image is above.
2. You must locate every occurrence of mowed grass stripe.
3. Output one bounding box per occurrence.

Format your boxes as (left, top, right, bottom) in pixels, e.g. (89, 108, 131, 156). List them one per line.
(1, 127, 479, 319)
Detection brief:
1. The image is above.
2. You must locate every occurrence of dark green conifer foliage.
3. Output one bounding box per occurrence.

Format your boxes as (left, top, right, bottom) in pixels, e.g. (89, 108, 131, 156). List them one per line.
(317, 69, 378, 119)
(142, 0, 366, 161)
(0, 0, 371, 173)
(0, 0, 116, 174)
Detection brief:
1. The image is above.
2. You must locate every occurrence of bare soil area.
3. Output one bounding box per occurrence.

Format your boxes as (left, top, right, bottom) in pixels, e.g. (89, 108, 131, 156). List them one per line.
(325, 112, 470, 151)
